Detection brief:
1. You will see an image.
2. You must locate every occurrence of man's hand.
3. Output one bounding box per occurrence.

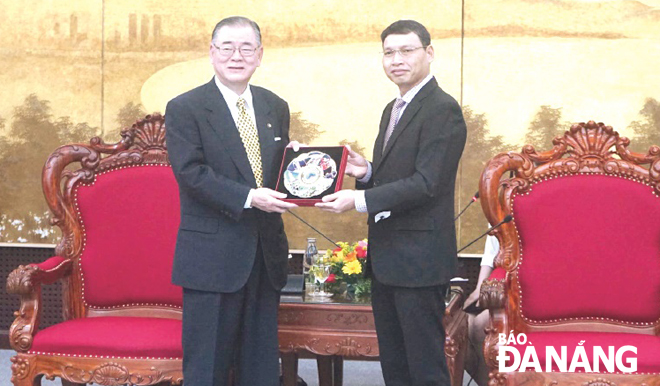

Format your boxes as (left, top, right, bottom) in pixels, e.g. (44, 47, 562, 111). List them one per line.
(315, 189, 357, 213)
(286, 140, 306, 152)
(344, 145, 369, 179)
(251, 188, 298, 213)
(463, 287, 480, 310)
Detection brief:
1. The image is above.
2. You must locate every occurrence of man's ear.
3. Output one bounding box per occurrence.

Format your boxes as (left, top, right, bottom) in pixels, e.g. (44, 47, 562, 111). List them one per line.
(255, 46, 264, 67)
(426, 45, 435, 63)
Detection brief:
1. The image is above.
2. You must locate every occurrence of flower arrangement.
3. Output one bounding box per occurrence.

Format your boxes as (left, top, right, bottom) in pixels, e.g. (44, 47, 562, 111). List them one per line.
(324, 239, 371, 298)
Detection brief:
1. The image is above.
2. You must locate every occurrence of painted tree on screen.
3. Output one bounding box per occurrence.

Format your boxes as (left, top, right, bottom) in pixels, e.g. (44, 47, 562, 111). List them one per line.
(116, 101, 147, 130)
(289, 111, 324, 144)
(456, 106, 511, 253)
(628, 97, 660, 153)
(523, 105, 567, 151)
(0, 94, 97, 242)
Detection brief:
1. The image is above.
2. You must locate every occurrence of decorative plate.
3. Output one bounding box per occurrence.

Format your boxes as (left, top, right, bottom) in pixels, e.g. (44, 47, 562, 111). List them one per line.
(283, 151, 338, 198)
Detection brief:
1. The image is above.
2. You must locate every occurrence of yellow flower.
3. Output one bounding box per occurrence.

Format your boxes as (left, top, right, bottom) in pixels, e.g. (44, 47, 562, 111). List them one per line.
(342, 260, 362, 275)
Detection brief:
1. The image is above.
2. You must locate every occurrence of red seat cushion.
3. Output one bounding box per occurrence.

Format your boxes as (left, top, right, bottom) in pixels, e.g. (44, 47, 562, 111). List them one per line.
(508, 332, 660, 374)
(489, 267, 506, 280)
(28, 317, 182, 359)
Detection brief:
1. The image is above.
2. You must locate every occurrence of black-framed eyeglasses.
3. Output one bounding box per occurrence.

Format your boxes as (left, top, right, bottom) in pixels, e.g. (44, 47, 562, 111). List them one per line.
(382, 46, 427, 58)
(212, 44, 260, 58)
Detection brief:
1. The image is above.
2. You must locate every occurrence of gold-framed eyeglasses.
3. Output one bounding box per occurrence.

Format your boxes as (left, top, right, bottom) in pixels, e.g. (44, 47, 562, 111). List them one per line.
(382, 46, 426, 58)
(212, 44, 260, 58)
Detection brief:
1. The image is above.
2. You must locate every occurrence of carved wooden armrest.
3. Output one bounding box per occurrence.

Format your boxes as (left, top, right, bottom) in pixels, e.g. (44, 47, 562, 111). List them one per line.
(479, 278, 509, 372)
(480, 278, 505, 311)
(6, 256, 73, 352)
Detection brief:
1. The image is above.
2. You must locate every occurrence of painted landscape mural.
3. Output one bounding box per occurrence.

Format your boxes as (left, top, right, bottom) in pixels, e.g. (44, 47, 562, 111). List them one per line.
(0, 0, 658, 252)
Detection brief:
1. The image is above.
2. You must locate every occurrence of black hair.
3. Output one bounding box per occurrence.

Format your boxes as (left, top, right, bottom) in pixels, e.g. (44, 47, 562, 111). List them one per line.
(380, 20, 431, 47)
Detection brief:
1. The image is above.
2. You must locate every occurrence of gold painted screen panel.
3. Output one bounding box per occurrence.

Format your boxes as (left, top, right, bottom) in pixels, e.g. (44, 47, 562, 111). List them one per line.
(0, 0, 103, 243)
(458, 0, 660, 252)
(2, 0, 658, 252)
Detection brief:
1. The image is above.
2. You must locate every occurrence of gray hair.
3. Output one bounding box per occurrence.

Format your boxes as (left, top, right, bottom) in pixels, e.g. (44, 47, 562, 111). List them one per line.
(211, 16, 262, 46)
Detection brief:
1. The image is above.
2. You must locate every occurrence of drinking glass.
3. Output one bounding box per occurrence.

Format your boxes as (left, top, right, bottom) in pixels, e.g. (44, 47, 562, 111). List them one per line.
(312, 254, 333, 297)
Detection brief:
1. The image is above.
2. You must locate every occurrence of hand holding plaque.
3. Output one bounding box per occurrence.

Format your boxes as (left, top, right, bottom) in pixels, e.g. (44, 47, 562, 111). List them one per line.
(343, 145, 370, 180)
(275, 146, 349, 206)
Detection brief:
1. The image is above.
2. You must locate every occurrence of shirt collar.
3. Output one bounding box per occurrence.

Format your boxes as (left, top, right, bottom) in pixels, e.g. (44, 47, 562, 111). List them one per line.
(398, 74, 434, 104)
(214, 76, 254, 110)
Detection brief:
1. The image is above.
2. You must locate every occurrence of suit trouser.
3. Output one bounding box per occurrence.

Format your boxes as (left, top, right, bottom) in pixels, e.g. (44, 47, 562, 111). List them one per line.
(371, 277, 449, 386)
(181, 245, 280, 386)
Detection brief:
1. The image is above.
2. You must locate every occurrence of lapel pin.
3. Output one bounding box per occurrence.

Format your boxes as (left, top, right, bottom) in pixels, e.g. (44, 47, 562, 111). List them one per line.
(267, 123, 272, 128)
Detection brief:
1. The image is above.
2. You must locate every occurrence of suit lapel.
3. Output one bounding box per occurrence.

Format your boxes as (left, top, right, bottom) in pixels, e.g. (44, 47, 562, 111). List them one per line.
(375, 78, 438, 174)
(203, 80, 257, 187)
(372, 101, 393, 170)
(252, 87, 276, 188)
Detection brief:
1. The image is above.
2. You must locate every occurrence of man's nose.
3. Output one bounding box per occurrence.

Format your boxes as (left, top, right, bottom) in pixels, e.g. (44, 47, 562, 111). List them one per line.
(391, 51, 405, 63)
(230, 48, 243, 60)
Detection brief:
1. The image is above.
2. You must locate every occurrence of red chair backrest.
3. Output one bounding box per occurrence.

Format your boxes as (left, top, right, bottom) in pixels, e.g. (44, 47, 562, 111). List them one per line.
(74, 165, 182, 309)
(513, 174, 660, 324)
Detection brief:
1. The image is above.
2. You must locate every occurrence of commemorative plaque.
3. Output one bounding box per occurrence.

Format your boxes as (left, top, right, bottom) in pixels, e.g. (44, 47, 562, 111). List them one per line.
(275, 146, 349, 206)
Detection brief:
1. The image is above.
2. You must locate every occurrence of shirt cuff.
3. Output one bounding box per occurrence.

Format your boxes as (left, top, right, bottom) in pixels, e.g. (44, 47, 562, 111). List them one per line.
(244, 189, 255, 209)
(357, 162, 373, 184)
(355, 190, 368, 213)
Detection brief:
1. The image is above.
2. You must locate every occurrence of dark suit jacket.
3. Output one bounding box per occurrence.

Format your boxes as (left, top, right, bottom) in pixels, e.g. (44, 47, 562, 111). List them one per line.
(165, 79, 290, 293)
(358, 77, 467, 288)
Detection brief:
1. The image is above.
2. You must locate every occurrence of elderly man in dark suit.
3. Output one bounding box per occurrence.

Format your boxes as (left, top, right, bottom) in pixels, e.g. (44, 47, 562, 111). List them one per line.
(317, 20, 467, 386)
(165, 16, 297, 386)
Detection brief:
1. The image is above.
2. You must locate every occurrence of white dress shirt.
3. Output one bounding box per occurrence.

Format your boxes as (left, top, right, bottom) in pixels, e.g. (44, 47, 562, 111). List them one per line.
(214, 76, 258, 208)
(481, 234, 499, 267)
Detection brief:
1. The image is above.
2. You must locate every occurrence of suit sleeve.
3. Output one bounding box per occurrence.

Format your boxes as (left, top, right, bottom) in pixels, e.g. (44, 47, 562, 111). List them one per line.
(364, 100, 467, 214)
(355, 163, 374, 190)
(281, 101, 291, 147)
(165, 97, 251, 221)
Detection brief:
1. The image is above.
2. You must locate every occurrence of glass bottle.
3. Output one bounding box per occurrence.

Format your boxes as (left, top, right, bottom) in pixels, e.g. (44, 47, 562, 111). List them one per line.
(303, 237, 318, 294)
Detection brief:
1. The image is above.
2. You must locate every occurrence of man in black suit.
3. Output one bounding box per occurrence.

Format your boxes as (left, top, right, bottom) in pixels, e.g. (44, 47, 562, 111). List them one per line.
(165, 16, 297, 386)
(317, 20, 467, 386)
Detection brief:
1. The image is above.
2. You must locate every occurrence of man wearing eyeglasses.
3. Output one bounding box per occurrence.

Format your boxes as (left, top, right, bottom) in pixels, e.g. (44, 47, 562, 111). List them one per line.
(317, 20, 467, 385)
(165, 16, 297, 386)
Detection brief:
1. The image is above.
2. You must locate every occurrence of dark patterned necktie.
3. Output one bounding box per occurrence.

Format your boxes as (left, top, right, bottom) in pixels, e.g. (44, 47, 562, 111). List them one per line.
(236, 97, 263, 187)
(382, 98, 406, 154)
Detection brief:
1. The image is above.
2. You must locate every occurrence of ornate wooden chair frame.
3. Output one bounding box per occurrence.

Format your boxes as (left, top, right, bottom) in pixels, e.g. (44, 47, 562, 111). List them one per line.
(478, 121, 660, 386)
(6, 114, 183, 386)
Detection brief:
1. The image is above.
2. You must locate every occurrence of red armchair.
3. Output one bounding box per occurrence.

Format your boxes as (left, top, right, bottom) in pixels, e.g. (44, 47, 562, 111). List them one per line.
(478, 121, 660, 385)
(6, 114, 184, 385)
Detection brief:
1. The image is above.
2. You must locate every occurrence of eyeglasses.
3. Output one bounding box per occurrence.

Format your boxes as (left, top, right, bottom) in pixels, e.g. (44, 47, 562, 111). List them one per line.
(212, 44, 260, 58)
(382, 47, 426, 58)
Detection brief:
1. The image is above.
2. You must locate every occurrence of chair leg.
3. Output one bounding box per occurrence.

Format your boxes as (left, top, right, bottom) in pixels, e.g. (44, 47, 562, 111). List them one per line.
(11, 373, 42, 386)
(10, 355, 42, 386)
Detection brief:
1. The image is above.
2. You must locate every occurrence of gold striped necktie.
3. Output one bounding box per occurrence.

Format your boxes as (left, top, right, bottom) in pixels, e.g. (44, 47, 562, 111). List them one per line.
(236, 97, 263, 188)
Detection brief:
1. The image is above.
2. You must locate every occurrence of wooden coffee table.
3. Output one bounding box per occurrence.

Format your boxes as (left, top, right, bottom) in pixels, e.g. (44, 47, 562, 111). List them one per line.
(278, 289, 468, 386)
